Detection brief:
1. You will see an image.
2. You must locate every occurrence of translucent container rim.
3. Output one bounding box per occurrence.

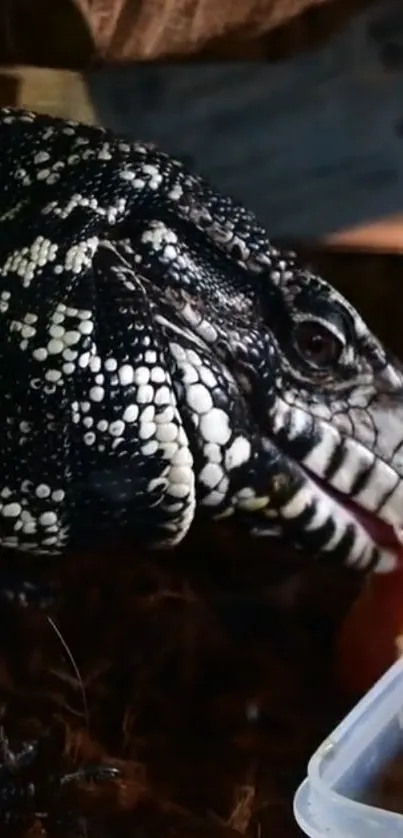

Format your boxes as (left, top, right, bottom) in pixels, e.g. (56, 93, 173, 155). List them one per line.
(294, 656, 403, 833)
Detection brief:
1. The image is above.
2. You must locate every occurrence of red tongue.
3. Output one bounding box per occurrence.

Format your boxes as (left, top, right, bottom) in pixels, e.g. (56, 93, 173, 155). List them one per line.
(307, 468, 401, 550)
(345, 499, 399, 548)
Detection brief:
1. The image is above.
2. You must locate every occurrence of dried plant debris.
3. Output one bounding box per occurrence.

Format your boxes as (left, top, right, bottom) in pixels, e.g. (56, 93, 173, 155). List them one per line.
(0, 513, 359, 838)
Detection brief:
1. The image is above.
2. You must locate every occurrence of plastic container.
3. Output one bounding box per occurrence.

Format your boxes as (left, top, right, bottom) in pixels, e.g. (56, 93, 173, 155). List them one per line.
(294, 656, 403, 836)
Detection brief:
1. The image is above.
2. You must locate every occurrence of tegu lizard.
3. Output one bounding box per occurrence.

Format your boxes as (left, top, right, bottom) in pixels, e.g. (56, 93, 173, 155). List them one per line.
(0, 107, 401, 603)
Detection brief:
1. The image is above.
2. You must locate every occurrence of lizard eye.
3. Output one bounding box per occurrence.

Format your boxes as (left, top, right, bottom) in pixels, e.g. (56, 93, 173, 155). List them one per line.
(293, 318, 344, 368)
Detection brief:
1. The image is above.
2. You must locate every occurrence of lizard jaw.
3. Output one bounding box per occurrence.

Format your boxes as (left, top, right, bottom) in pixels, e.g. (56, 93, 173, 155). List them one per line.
(303, 467, 403, 573)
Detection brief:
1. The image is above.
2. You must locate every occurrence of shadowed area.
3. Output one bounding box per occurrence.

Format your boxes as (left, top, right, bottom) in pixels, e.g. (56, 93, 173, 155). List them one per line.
(0, 518, 358, 837)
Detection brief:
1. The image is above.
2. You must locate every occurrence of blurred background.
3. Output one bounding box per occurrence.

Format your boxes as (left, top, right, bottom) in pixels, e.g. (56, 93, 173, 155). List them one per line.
(0, 0, 403, 244)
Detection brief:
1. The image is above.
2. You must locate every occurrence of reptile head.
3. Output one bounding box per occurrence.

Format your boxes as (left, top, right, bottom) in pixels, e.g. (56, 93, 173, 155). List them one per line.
(256, 264, 403, 574)
(135, 219, 403, 574)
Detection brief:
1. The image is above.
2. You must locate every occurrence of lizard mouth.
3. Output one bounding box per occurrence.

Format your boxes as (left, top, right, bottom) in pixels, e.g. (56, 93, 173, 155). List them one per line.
(249, 457, 402, 574)
(309, 469, 403, 555)
(266, 400, 403, 572)
(343, 500, 401, 549)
